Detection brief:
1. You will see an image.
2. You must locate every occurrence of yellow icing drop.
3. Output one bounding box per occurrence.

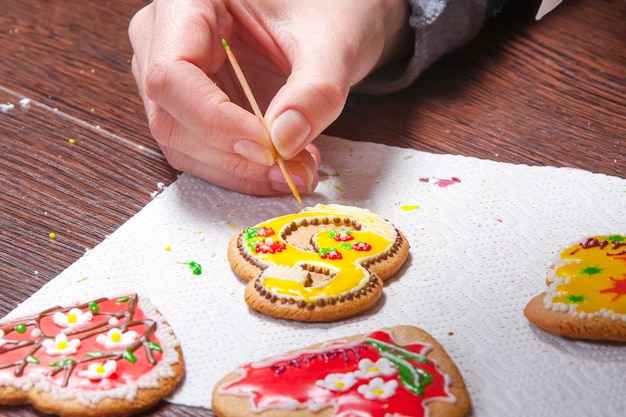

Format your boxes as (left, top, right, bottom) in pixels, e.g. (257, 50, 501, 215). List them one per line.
(67, 313, 77, 323)
(112, 333, 122, 343)
(57, 341, 67, 350)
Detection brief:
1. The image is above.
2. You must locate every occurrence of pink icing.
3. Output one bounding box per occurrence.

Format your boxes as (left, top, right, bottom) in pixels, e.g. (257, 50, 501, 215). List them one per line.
(0, 294, 163, 391)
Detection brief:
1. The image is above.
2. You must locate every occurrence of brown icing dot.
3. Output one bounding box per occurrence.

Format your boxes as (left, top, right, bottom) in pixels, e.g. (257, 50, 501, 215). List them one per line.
(328, 297, 336, 305)
(317, 299, 326, 307)
(298, 300, 306, 308)
(306, 303, 315, 310)
(322, 217, 329, 225)
(312, 218, 319, 225)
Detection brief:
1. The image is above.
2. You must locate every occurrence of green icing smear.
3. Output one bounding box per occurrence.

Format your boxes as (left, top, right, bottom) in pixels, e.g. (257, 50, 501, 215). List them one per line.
(179, 261, 203, 275)
(566, 294, 586, 303)
(581, 266, 603, 276)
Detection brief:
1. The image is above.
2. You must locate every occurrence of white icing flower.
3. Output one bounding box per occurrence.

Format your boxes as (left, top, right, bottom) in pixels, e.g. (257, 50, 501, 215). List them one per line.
(357, 377, 398, 400)
(354, 358, 397, 379)
(42, 333, 81, 356)
(78, 360, 117, 380)
(53, 308, 93, 328)
(316, 372, 357, 392)
(0, 330, 5, 348)
(96, 328, 138, 349)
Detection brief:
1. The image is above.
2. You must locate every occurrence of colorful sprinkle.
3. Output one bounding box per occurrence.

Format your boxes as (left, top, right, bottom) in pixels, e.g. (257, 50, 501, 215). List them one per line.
(400, 205, 420, 211)
(48, 232, 56, 239)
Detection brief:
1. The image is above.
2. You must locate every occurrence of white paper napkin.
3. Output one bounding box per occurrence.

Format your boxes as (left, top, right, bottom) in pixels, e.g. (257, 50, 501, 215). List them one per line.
(5, 136, 626, 416)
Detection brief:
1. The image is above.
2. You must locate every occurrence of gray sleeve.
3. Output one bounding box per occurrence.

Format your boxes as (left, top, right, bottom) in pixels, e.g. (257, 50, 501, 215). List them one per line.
(356, 0, 509, 93)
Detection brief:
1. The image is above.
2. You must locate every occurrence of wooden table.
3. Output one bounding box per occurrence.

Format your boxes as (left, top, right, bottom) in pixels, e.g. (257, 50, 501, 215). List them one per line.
(1, 0, 624, 415)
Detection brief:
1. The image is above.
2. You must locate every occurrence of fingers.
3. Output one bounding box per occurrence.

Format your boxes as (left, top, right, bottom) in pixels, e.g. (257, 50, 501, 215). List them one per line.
(262, 2, 387, 160)
(159, 141, 319, 196)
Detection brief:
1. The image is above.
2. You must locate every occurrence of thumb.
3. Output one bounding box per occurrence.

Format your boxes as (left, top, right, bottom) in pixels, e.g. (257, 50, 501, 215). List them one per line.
(264, 55, 351, 160)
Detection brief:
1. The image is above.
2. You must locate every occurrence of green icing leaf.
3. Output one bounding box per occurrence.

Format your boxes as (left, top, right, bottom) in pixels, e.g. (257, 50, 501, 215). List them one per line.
(89, 301, 100, 312)
(147, 341, 163, 353)
(608, 235, 625, 242)
(26, 355, 40, 364)
(14, 324, 27, 334)
(123, 349, 137, 363)
(49, 358, 76, 367)
(86, 351, 104, 358)
(116, 297, 131, 303)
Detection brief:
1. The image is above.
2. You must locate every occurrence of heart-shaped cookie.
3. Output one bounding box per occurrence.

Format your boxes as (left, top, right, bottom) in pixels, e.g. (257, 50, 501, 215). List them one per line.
(212, 325, 471, 417)
(0, 293, 184, 417)
(525, 235, 626, 341)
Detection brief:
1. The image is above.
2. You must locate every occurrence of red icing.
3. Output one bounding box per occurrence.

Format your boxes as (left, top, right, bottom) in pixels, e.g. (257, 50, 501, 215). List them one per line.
(0, 294, 163, 391)
(598, 274, 626, 303)
(220, 330, 454, 417)
(256, 239, 286, 254)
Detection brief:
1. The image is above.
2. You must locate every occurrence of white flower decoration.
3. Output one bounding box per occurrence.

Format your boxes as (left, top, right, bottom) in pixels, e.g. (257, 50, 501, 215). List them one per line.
(42, 333, 81, 356)
(96, 328, 138, 349)
(53, 308, 93, 328)
(0, 330, 6, 348)
(316, 372, 357, 392)
(78, 360, 117, 380)
(354, 358, 397, 379)
(357, 377, 398, 400)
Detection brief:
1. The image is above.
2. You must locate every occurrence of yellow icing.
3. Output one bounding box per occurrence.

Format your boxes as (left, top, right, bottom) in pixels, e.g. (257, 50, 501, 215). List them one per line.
(551, 235, 626, 315)
(245, 205, 396, 302)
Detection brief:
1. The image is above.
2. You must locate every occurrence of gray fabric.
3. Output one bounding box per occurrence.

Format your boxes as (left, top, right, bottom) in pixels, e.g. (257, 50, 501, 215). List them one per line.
(357, 0, 509, 93)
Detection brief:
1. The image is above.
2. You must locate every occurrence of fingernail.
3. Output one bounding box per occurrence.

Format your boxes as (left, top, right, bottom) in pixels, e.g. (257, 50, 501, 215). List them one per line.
(268, 162, 315, 194)
(270, 109, 311, 159)
(233, 140, 274, 166)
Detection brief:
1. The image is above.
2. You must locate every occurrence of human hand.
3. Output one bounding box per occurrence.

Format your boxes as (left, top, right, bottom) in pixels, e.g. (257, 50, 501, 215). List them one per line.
(129, 0, 411, 196)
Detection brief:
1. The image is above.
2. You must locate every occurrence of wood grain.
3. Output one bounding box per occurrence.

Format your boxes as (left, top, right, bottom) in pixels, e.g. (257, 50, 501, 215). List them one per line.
(0, 0, 624, 415)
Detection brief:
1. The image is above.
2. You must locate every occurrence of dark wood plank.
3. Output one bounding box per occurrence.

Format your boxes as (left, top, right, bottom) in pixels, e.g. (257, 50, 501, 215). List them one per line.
(2, 0, 159, 154)
(328, 0, 626, 178)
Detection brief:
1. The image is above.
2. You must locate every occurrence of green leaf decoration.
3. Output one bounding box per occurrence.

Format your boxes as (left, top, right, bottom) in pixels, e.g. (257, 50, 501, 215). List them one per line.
(49, 358, 76, 367)
(86, 351, 104, 358)
(147, 341, 163, 353)
(14, 324, 27, 334)
(26, 355, 40, 364)
(123, 349, 137, 363)
(383, 353, 432, 396)
(116, 297, 131, 303)
(365, 337, 433, 395)
(608, 235, 625, 242)
(89, 301, 100, 312)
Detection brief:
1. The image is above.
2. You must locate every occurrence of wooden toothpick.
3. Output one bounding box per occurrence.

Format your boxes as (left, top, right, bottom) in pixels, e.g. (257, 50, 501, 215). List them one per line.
(222, 39, 303, 205)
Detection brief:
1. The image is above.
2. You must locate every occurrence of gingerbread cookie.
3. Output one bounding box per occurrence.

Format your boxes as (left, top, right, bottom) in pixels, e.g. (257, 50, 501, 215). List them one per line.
(227, 204, 410, 322)
(0, 293, 184, 417)
(212, 325, 471, 417)
(524, 235, 626, 341)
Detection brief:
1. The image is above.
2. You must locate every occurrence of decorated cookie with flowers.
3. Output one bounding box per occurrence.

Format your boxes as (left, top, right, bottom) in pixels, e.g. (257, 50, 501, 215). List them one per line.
(0, 293, 184, 417)
(212, 325, 471, 417)
(227, 204, 410, 322)
(524, 235, 626, 341)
